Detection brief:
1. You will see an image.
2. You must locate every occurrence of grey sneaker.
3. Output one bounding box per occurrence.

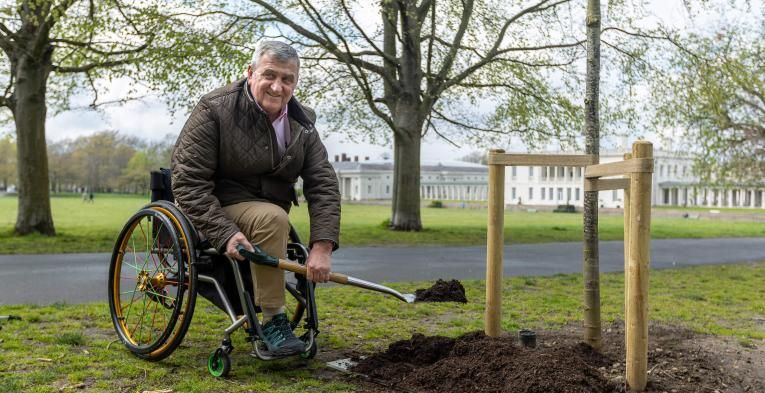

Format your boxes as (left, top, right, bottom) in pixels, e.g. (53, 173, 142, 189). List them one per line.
(261, 313, 305, 356)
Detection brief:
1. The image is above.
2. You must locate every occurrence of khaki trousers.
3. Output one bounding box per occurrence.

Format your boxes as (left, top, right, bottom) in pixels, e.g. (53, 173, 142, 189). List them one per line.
(222, 201, 289, 309)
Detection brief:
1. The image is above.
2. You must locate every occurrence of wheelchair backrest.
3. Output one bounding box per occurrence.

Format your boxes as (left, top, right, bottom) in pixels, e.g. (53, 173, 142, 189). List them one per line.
(150, 168, 174, 203)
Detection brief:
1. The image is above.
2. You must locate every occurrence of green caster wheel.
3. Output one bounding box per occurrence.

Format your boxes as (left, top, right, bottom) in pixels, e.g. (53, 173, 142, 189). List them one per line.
(300, 337, 318, 359)
(207, 348, 231, 377)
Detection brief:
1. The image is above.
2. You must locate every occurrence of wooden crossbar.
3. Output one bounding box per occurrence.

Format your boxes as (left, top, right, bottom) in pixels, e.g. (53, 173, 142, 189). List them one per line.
(584, 158, 653, 178)
(584, 178, 630, 192)
(487, 153, 597, 167)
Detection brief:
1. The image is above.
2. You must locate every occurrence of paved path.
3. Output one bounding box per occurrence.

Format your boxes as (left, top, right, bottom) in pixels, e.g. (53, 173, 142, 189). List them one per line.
(1, 238, 763, 305)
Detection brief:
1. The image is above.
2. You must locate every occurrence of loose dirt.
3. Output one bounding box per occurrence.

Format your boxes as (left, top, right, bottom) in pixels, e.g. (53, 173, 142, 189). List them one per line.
(414, 279, 468, 303)
(349, 321, 765, 392)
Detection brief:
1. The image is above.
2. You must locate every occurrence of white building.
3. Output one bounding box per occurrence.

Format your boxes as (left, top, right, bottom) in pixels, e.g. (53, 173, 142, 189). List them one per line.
(327, 150, 765, 209)
(331, 158, 488, 201)
(503, 150, 765, 209)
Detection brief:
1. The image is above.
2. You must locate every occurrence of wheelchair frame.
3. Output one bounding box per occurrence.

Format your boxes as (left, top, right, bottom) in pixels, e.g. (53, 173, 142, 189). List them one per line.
(108, 200, 319, 377)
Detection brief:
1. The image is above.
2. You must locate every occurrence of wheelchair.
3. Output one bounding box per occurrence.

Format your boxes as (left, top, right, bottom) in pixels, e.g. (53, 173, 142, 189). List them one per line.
(107, 171, 318, 377)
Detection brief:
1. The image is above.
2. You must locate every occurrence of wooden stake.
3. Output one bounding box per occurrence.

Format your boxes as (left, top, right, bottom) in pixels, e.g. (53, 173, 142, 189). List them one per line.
(485, 149, 505, 337)
(626, 142, 653, 391)
(622, 153, 631, 328)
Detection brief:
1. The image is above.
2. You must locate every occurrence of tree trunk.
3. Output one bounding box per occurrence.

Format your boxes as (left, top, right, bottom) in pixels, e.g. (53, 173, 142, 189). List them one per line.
(583, 0, 601, 349)
(390, 129, 422, 231)
(14, 51, 55, 235)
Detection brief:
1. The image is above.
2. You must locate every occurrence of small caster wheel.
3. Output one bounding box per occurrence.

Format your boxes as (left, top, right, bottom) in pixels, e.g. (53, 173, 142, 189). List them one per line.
(208, 348, 231, 377)
(300, 340, 318, 359)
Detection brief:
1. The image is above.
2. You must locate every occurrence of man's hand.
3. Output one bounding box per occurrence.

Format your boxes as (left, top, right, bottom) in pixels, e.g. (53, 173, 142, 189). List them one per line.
(306, 240, 333, 283)
(225, 232, 253, 261)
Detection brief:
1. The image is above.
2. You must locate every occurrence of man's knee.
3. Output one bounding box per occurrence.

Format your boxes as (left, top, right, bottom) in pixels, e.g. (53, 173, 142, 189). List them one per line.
(258, 204, 290, 234)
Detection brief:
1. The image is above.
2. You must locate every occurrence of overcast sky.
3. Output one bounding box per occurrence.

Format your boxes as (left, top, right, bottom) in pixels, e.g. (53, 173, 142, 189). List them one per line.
(20, 0, 757, 161)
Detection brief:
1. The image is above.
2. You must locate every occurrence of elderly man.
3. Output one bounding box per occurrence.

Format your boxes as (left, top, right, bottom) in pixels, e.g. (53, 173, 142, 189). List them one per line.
(171, 41, 340, 355)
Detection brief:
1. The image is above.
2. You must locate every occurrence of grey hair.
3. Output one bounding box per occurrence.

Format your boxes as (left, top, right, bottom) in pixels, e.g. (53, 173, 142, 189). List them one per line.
(251, 40, 300, 69)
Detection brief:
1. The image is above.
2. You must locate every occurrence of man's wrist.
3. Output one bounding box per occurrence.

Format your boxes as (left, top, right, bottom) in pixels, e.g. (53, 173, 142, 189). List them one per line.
(311, 240, 333, 254)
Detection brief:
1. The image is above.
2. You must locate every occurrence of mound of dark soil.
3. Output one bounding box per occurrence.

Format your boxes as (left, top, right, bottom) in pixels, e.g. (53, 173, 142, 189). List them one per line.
(348, 322, 765, 393)
(352, 332, 617, 393)
(414, 279, 467, 303)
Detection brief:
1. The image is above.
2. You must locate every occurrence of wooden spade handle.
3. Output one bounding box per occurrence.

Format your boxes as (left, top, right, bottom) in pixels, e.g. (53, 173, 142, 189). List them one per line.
(277, 259, 349, 284)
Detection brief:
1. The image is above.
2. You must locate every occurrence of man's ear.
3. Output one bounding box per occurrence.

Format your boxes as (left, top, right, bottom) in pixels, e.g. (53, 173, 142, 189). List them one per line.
(246, 64, 253, 77)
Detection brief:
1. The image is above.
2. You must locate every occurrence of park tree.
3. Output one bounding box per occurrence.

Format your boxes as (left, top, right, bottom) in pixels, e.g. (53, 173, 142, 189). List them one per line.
(0, 0, 250, 235)
(582, 0, 601, 350)
(0, 133, 15, 189)
(653, 27, 765, 185)
(239, 0, 586, 230)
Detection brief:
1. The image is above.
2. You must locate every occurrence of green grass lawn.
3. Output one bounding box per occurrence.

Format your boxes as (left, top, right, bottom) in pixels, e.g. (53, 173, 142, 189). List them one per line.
(0, 262, 763, 392)
(1, 194, 765, 254)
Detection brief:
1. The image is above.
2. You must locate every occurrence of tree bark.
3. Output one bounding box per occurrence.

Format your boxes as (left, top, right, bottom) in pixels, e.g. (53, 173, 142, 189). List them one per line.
(390, 129, 422, 231)
(14, 57, 55, 235)
(583, 0, 601, 349)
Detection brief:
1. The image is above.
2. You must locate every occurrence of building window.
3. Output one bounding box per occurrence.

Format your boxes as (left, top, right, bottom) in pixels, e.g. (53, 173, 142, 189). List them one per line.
(542, 188, 546, 200)
(528, 187, 533, 200)
(576, 167, 582, 178)
(386, 185, 390, 194)
(557, 187, 563, 201)
(612, 190, 618, 201)
(368, 185, 372, 193)
(575, 188, 580, 201)
(511, 187, 516, 199)
(541, 167, 547, 179)
(566, 187, 572, 202)
(549, 187, 554, 200)
(529, 167, 534, 178)
(568, 167, 574, 179)
(558, 166, 564, 177)
(512, 167, 517, 179)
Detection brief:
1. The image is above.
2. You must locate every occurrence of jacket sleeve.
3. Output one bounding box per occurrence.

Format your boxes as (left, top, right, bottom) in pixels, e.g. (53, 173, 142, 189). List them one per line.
(300, 126, 341, 250)
(171, 98, 240, 251)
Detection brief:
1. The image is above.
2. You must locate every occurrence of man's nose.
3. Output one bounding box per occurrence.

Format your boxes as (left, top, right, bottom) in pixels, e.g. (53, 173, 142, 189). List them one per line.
(270, 81, 283, 94)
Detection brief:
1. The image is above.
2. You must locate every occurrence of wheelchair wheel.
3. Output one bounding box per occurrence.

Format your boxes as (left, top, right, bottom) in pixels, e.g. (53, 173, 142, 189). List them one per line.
(108, 207, 197, 361)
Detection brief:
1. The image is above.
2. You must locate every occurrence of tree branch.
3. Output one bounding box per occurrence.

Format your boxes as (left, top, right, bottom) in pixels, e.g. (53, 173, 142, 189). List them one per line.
(339, 0, 397, 64)
(52, 57, 144, 73)
(426, 0, 473, 109)
(51, 38, 151, 57)
(247, 0, 388, 77)
(435, 0, 572, 95)
(425, 114, 462, 148)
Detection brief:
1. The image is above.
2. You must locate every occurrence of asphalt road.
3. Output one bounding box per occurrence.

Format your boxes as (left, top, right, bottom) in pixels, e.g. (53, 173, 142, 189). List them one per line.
(1, 237, 764, 305)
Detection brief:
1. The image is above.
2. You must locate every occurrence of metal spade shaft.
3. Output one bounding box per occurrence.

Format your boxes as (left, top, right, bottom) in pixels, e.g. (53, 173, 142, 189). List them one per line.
(237, 246, 415, 303)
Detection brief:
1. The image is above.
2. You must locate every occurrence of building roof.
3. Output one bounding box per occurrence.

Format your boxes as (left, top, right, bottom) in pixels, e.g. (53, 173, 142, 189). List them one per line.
(332, 159, 488, 173)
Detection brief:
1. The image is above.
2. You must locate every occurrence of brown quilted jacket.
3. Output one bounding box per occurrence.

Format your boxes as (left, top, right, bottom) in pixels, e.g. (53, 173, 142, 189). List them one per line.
(171, 78, 340, 252)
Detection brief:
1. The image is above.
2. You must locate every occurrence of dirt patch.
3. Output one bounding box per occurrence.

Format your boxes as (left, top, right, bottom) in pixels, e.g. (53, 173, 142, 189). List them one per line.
(349, 321, 765, 392)
(414, 279, 467, 303)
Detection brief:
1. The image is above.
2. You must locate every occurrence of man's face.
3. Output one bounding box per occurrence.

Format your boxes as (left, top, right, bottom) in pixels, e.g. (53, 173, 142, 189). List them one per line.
(247, 54, 299, 119)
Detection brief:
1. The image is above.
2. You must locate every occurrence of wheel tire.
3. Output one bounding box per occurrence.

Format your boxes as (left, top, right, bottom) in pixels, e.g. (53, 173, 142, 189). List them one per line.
(208, 349, 231, 377)
(108, 208, 197, 361)
(300, 339, 318, 360)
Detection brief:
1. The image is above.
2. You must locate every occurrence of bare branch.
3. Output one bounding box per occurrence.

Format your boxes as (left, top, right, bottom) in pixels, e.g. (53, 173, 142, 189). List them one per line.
(427, 0, 474, 109)
(339, 0, 397, 64)
(247, 0, 387, 76)
(51, 38, 151, 57)
(425, 114, 462, 148)
(435, 0, 573, 95)
(52, 57, 145, 73)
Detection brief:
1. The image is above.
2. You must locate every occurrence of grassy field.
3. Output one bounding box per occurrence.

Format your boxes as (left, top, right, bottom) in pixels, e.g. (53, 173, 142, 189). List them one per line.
(0, 262, 763, 392)
(1, 194, 765, 254)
